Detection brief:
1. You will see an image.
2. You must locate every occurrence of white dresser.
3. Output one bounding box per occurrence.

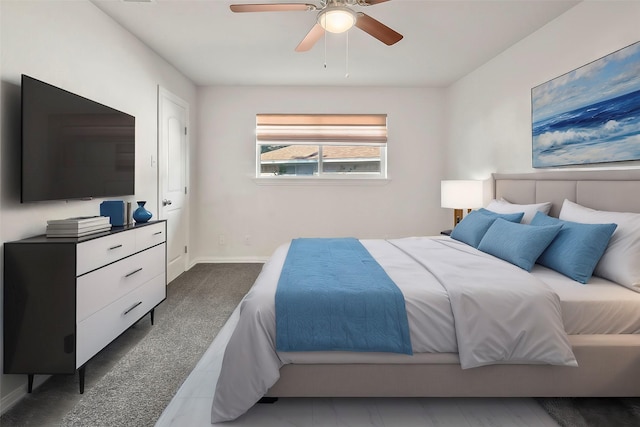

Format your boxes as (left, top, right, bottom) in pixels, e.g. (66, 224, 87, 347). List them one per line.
(3, 221, 167, 393)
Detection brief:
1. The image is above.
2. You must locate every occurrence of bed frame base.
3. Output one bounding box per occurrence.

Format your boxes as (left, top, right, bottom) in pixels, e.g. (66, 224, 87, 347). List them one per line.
(266, 335, 640, 398)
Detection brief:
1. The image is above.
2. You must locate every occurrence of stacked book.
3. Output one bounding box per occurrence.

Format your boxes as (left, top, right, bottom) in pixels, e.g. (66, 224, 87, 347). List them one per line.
(46, 216, 112, 238)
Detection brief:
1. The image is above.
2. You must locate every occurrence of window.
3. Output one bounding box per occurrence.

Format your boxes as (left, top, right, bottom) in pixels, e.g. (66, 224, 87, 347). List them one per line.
(256, 114, 387, 179)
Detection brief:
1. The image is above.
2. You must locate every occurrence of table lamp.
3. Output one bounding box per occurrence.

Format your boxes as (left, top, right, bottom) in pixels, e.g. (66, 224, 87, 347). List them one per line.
(441, 180, 484, 227)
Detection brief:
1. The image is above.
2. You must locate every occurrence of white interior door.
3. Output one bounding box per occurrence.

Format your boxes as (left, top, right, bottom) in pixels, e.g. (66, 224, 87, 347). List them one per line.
(158, 87, 188, 283)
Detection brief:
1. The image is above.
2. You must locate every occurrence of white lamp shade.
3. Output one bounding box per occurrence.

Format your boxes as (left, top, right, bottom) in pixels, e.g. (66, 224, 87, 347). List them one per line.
(441, 180, 484, 209)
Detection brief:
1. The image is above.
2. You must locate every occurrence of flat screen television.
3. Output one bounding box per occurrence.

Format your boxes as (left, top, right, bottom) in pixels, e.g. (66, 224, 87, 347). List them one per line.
(21, 74, 135, 202)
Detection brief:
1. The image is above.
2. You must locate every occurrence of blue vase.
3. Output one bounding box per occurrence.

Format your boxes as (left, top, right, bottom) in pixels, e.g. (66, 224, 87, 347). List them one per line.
(133, 201, 153, 223)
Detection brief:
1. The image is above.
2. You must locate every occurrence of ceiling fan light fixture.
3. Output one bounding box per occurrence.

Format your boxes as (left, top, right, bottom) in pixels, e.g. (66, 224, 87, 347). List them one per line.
(318, 7, 357, 34)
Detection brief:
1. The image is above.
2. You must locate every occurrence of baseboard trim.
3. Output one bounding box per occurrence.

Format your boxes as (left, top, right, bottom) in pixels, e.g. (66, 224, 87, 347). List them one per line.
(188, 257, 268, 269)
(1, 375, 49, 415)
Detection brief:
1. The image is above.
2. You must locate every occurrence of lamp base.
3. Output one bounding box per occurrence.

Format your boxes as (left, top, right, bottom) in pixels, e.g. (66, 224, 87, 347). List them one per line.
(453, 209, 463, 228)
(453, 208, 473, 228)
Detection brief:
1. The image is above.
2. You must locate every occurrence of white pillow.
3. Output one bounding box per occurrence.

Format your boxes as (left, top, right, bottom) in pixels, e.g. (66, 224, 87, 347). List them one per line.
(559, 199, 640, 292)
(485, 198, 552, 224)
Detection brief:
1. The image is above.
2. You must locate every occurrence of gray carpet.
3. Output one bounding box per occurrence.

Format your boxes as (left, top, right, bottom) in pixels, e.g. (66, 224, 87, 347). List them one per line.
(60, 263, 261, 426)
(0, 262, 261, 427)
(537, 397, 640, 427)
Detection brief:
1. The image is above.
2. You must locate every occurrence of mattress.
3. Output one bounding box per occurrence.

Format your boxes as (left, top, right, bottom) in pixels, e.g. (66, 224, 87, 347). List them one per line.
(532, 264, 640, 334)
(278, 240, 640, 365)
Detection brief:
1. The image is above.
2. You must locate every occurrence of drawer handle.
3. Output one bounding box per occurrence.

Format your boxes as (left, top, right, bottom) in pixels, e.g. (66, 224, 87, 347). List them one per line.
(125, 268, 143, 278)
(123, 301, 143, 316)
(153, 231, 163, 236)
(109, 244, 123, 250)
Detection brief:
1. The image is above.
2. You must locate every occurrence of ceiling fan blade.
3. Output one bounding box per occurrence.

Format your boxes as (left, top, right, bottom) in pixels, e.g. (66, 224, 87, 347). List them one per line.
(295, 23, 325, 52)
(359, 0, 391, 5)
(355, 12, 403, 46)
(230, 3, 316, 13)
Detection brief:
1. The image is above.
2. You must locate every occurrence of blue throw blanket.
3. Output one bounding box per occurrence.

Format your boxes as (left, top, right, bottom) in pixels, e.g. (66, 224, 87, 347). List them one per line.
(275, 238, 412, 355)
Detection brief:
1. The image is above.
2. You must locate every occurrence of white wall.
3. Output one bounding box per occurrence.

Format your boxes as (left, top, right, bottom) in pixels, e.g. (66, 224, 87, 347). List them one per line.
(193, 86, 449, 262)
(0, 0, 196, 410)
(446, 1, 640, 179)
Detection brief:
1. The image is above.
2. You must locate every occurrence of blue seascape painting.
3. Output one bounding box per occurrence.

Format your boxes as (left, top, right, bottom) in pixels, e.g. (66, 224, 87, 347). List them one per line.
(532, 41, 640, 167)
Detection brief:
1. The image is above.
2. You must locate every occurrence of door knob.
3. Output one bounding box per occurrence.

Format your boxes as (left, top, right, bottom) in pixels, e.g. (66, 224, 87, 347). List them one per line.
(162, 199, 173, 206)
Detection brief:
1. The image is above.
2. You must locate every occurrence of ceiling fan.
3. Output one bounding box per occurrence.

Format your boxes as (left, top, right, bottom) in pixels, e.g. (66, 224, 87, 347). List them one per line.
(229, 0, 403, 52)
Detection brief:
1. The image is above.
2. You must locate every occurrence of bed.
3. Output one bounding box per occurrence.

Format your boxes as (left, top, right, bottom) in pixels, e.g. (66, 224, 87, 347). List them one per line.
(211, 170, 640, 423)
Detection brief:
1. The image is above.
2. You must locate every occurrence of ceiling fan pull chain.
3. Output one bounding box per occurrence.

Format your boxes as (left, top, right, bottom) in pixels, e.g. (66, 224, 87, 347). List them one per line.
(345, 31, 349, 78)
(324, 30, 327, 69)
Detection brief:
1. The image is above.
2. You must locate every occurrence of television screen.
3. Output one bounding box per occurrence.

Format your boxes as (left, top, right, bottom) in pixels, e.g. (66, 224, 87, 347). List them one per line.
(21, 75, 135, 202)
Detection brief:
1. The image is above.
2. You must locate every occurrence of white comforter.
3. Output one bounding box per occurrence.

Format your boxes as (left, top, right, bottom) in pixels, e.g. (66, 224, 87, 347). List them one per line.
(211, 237, 577, 423)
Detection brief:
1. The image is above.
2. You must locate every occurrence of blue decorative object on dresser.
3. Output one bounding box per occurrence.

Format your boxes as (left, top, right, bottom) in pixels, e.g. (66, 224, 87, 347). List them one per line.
(133, 201, 153, 223)
(100, 200, 125, 226)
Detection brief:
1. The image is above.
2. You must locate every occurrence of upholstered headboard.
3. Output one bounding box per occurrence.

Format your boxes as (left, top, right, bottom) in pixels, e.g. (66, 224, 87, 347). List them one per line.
(493, 170, 640, 217)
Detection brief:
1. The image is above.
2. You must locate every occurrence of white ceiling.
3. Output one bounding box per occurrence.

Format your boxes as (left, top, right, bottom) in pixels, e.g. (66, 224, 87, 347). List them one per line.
(91, 0, 580, 87)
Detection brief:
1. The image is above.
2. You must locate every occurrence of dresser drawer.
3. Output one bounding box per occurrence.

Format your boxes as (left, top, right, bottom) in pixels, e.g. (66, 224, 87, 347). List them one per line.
(76, 243, 166, 322)
(76, 274, 166, 368)
(76, 232, 136, 276)
(135, 222, 166, 252)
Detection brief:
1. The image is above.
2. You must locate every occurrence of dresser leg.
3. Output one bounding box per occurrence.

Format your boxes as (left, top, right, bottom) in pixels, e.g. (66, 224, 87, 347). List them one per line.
(27, 374, 34, 393)
(79, 366, 86, 394)
(150, 308, 155, 325)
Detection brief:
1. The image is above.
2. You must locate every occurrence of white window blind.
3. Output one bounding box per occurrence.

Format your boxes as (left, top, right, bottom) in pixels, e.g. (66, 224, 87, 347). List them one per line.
(256, 114, 387, 145)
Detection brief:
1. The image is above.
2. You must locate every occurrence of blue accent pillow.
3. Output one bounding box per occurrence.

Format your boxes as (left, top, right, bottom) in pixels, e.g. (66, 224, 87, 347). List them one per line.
(476, 208, 525, 223)
(530, 211, 617, 283)
(450, 209, 524, 248)
(477, 218, 562, 271)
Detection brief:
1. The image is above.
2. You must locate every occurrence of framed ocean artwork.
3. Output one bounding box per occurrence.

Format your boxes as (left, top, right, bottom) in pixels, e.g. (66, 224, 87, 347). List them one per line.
(531, 41, 640, 168)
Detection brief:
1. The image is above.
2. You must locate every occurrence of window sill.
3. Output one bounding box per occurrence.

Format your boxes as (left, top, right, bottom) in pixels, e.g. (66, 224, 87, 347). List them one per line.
(252, 176, 391, 186)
